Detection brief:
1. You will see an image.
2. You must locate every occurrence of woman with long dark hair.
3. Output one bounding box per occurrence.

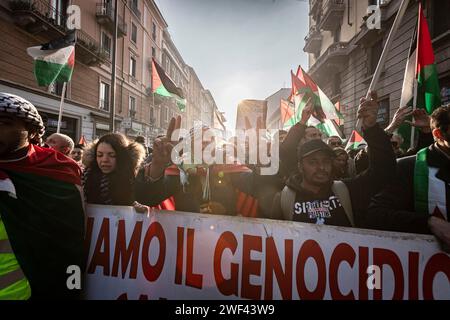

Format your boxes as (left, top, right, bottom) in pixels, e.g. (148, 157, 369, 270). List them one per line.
(82, 132, 170, 210)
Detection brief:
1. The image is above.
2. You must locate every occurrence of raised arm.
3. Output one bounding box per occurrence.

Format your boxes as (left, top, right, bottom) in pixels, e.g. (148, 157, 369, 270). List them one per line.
(344, 91, 397, 224)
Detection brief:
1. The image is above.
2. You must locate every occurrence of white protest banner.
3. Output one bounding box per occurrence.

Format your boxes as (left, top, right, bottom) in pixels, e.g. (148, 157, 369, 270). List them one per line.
(84, 204, 450, 300)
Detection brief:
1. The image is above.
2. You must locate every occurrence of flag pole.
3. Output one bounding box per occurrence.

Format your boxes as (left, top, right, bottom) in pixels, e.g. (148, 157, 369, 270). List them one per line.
(409, 79, 419, 150)
(410, 1, 422, 150)
(355, 0, 411, 130)
(294, 95, 297, 125)
(56, 81, 67, 133)
(109, 0, 118, 133)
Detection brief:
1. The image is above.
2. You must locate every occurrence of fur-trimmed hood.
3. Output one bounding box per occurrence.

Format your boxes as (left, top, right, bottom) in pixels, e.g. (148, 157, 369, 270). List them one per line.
(82, 138, 146, 174)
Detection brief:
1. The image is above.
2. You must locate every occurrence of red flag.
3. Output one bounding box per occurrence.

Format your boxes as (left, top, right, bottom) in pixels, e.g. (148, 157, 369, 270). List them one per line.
(280, 99, 294, 125)
(416, 3, 436, 76)
(291, 70, 306, 100)
(0, 144, 81, 185)
(297, 67, 319, 93)
(78, 135, 86, 146)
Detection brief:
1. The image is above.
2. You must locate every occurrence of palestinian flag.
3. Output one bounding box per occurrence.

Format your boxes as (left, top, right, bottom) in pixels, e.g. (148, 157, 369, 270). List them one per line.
(280, 98, 298, 129)
(315, 119, 344, 139)
(0, 144, 85, 298)
(151, 58, 186, 112)
(345, 130, 367, 150)
(294, 67, 344, 121)
(291, 70, 345, 138)
(27, 31, 76, 87)
(414, 148, 448, 220)
(398, 2, 441, 147)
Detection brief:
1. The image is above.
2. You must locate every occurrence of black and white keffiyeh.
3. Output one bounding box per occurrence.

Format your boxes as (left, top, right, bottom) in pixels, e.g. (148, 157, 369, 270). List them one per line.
(0, 92, 45, 138)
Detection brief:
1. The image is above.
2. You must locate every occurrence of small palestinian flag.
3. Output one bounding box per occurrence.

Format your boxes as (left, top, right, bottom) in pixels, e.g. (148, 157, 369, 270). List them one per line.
(345, 130, 366, 150)
(280, 98, 298, 129)
(287, 72, 345, 139)
(291, 70, 345, 138)
(151, 58, 186, 112)
(27, 31, 76, 87)
(294, 67, 344, 121)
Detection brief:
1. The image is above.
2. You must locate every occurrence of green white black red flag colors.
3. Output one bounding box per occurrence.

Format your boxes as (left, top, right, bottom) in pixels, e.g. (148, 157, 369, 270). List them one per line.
(151, 58, 186, 112)
(280, 98, 298, 129)
(0, 144, 85, 299)
(345, 130, 367, 151)
(27, 31, 76, 87)
(290, 67, 345, 138)
(295, 67, 344, 121)
(414, 148, 447, 220)
(398, 2, 441, 146)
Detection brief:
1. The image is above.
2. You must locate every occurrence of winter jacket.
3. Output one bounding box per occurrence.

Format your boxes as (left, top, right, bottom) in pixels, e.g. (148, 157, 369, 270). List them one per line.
(355, 130, 434, 174)
(271, 124, 396, 227)
(367, 143, 450, 234)
(82, 140, 168, 207)
(159, 165, 257, 216)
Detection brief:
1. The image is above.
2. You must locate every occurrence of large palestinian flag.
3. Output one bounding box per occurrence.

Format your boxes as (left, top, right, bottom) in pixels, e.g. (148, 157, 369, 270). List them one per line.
(0, 144, 85, 298)
(398, 2, 441, 147)
(290, 69, 345, 138)
(27, 31, 76, 87)
(151, 58, 186, 112)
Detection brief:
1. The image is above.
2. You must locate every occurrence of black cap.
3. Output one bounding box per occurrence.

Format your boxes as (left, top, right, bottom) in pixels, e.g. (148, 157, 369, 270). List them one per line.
(298, 139, 336, 160)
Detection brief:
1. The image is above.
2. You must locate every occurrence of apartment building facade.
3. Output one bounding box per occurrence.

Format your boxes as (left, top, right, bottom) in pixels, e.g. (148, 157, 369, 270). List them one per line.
(186, 65, 203, 128)
(160, 29, 189, 130)
(0, 0, 220, 144)
(200, 89, 216, 127)
(304, 0, 450, 137)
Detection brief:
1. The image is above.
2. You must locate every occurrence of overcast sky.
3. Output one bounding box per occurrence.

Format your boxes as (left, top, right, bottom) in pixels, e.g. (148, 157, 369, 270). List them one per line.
(154, 0, 309, 129)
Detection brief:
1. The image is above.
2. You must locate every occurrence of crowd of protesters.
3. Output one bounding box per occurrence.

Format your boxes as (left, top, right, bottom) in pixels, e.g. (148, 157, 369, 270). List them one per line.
(0, 90, 449, 300)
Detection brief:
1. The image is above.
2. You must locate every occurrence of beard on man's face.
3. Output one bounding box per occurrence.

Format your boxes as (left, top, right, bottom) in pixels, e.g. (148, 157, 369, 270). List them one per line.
(0, 131, 29, 157)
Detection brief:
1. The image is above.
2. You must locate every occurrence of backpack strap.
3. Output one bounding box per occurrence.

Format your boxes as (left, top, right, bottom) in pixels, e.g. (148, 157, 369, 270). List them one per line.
(331, 180, 355, 227)
(280, 186, 296, 221)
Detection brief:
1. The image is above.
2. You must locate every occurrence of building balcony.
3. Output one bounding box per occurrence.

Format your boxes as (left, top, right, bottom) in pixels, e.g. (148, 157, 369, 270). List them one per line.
(309, 42, 349, 79)
(303, 27, 322, 53)
(75, 29, 109, 66)
(319, 0, 345, 31)
(96, 3, 127, 37)
(355, 1, 394, 47)
(8, 0, 67, 38)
